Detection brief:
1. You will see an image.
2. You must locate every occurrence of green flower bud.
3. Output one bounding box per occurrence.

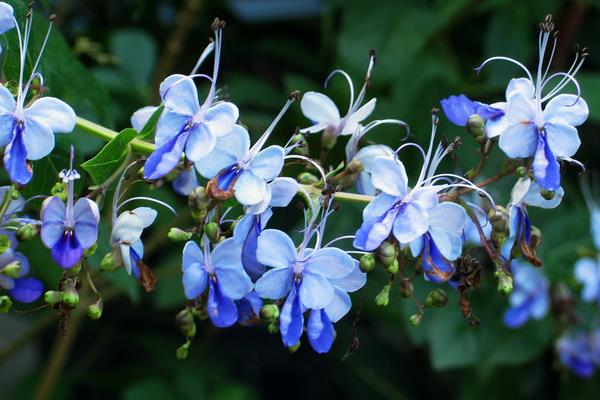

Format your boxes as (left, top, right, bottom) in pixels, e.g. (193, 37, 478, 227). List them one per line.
(84, 243, 98, 258)
(467, 114, 486, 143)
(297, 172, 319, 185)
(191, 209, 207, 224)
(540, 189, 555, 201)
(375, 284, 391, 307)
(488, 206, 509, 233)
(399, 279, 413, 298)
(287, 341, 301, 353)
(16, 224, 37, 241)
(321, 129, 337, 150)
(100, 252, 116, 272)
(44, 290, 63, 304)
(359, 253, 376, 273)
(176, 341, 190, 359)
(425, 288, 448, 308)
(291, 133, 309, 156)
(51, 181, 68, 201)
(0, 235, 11, 254)
(1, 261, 21, 278)
(260, 304, 280, 321)
(0, 295, 13, 313)
(168, 227, 193, 242)
(203, 222, 220, 243)
(267, 320, 279, 334)
(495, 269, 513, 295)
(377, 241, 396, 267)
(62, 282, 80, 308)
(408, 313, 423, 327)
(386, 259, 399, 274)
(516, 166, 527, 177)
(188, 187, 210, 212)
(8, 186, 20, 200)
(176, 309, 197, 338)
(87, 299, 103, 320)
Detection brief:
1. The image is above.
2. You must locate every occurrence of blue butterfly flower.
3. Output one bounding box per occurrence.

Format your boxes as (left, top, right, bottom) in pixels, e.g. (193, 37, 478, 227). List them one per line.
(557, 332, 597, 378)
(0, 248, 43, 303)
(441, 94, 504, 126)
(503, 260, 549, 328)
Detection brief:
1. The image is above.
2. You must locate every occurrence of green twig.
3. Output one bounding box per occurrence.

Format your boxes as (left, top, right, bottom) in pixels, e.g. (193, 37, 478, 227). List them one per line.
(75, 117, 155, 154)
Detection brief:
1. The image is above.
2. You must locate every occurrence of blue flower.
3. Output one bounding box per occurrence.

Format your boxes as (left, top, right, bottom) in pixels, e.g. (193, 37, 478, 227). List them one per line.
(41, 151, 100, 269)
(300, 54, 376, 138)
(575, 258, 600, 306)
(236, 291, 262, 326)
(144, 27, 239, 180)
(233, 177, 298, 281)
(440, 94, 503, 126)
(196, 95, 295, 205)
(478, 21, 588, 191)
(181, 238, 253, 327)
(557, 332, 596, 378)
(110, 207, 157, 279)
(503, 260, 549, 328)
(0, 248, 43, 303)
(0, 10, 76, 184)
(254, 229, 358, 352)
(353, 145, 394, 195)
(172, 166, 199, 196)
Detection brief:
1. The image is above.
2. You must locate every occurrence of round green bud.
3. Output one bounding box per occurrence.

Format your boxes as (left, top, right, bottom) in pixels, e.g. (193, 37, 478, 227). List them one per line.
(176, 309, 197, 338)
(386, 259, 399, 274)
(62, 284, 80, 308)
(259, 304, 280, 321)
(87, 299, 103, 320)
(191, 209, 208, 224)
(168, 227, 193, 242)
(1, 261, 21, 278)
(176, 341, 190, 359)
(297, 172, 319, 185)
(399, 279, 413, 298)
(188, 187, 210, 212)
(377, 241, 396, 267)
(408, 313, 423, 327)
(287, 341, 301, 353)
(0, 295, 13, 313)
(375, 284, 391, 307)
(359, 253, 376, 273)
(425, 288, 448, 308)
(8, 186, 20, 201)
(540, 189, 555, 201)
(495, 269, 513, 295)
(16, 224, 37, 241)
(0, 235, 11, 254)
(44, 290, 64, 304)
(516, 166, 527, 177)
(467, 114, 485, 142)
(100, 252, 116, 272)
(267, 320, 279, 334)
(84, 243, 98, 258)
(51, 182, 68, 201)
(321, 129, 338, 150)
(203, 222, 220, 243)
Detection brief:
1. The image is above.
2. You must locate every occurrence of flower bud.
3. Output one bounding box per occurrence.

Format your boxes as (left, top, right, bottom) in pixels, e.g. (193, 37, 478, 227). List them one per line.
(62, 281, 79, 308)
(267, 320, 279, 334)
(51, 182, 68, 201)
(321, 128, 337, 150)
(168, 227, 193, 242)
(488, 206, 509, 233)
(408, 313, 423, 327)
(188, 187, 210, 211)
(100, 252, 116, 272)
(425, 288, 448, 308)
(297, 172, 319, 185)
(203, 222, 220, 243)
(359, 253, 376, 273)
(0, 295, 12, 313)
(260, 304, 280, 321)
(291, 133, 309, 156)
(467, 114, 486, 143)
(399, 279, 413, 298)
(0, 235, 11, 254)
(176, 309, 197, 338)
(84, 243, 98, 257)
(1, 261, 21, 278)
(540, 189, 555, 200)
(375, 284, 391, 307)
(16, 224, 38, 241)
(44, 290, 63, 304)
(8, 186, 20, 200)
(287, 341, 301, 353)
(386, 259, 399, 274)
(495, 269, 513, 295)
(87, 299, 103, 320)
(376, 241, 396, 267)
(516, 166, 527, 177)
(191, 209, 207, 224)
(176, 341, 190, 359)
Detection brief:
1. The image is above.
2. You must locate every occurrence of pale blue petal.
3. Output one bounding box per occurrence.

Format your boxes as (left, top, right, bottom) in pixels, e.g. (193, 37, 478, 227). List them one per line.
(40, 197, 66, 248)
(182, 241, 203, 271)
(255, 266, 293, 300)
(249, 145, 284, 180)
(161, 75, 199, 116)
(130, 106, 159, 131)
(362, 193, 397, 221)
(0, 112, 14, 147)
(428, 202, 467, 234)
(300, 92, 340, 125)
(324, 288, 351, 323)
(341, 98, 376, 135)
(545, 120, 580, 158)
(25, 97, 76, 133)
(307, 309, 335, 353)
(203, 102, 239, 137)
(280, 284, 304, 346)
(234, 170, 267, 205)
(485, 113, 510, 138)
(329, 261, 366, 292)
(155, 110, 189, 147)
(172, 166, 199, 196)
(185, 124, 216, 162)
(182, 262, 208, 299)
(268, 177, 298, 208)
(498, 123, 537, 158)
(575, 258, 600, 303)
(353, 207, 397, 251)
(410, 236, 424, 257)
(0, 85, 15, 113)
(256, 229, 297, 269)
(429, 228, 463, 261)
(207, 280, 238, 327)
(23, 117, 54, 160)
(215, 264, 253, 300)
(195, 124, 248, 178)
(211, 238, 243, 270)
(506, 78, 535, 100)
(299, 271, 334, 309)
(0, 3, 14, 35)
(392, 202, 428, 243)
(543, 94, 588, 127)
(159, 74, 188, 98)
(522, 182, 564, 209)
(305, 247, 355, 279)
(369, 156, 408, 197)
(73, 198, 100, 249)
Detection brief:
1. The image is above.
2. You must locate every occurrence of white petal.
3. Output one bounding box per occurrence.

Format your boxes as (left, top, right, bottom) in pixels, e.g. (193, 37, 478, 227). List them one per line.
(505, 78, 534, 100)
(369, 156, 408, 197)
(498, 123, 537, 158)
(25, 97, 76, 133)
(300, 92, 340, 125)
(543, 94, 588, 127)
(545, 120, 580, 158)
(233, 170, 267, 205)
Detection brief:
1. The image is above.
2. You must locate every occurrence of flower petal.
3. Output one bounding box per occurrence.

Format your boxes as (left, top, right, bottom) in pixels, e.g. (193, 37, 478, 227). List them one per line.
(25, 97, 76, 133)
(184, 124, 216, 162)
(0, 112, 14, 147)
(161, 75, 199, 116)
(256, 229, 297, 269)
(307, 309, 335, 353)
(441, 94, 477, 126)
(203, 102, 239, 137)
(428, 201, 466, 234)
(216, 264, 253, 300)
(130, 106, 159, 132)
(392, 202, 428, 243)
(195, 124, 249, 179)
(299, 271, 334, 309)
(545, 120, 580, 158)
(575, 258, 600, 303)
(182, 262, 208, 299)
(182, 240, 203, 271)
(505, 90, 535, 124)
(52, 232, 83, 269)
(279, 284, 304, 347)
(255, 266, 293, 300)
(429, 227, 463, 261)
(506, 77, 535, 100)
(543, 94, 588, 127)
(4, 128, 31, 184)
(353, 207, 397, 251)
(498, 123, 537, 158)
(9, 277, 43, 303)
(0, 85, 15, 113)
(300, 92, 340, 125)
(324, 288, 351, 323)
(268, 177, 298, 208)
(341, 98, 377, 135)
(0, 3, 14, 36)
(155, 110, 189, 147)
(22, 116, 54, 160)
(207, 279, 238, 327)
(233, 170, 267, 205)
(305, 247, 355, 279)
(143, 130, 189, 180)
(532, 136, 560, 191)
(249, 145, 285, 180)
(369, 156, 408, 197)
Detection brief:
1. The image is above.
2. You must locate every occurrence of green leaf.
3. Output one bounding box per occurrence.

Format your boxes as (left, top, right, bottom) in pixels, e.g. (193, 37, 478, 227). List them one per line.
(577, 73, 600, 124)
(137, 105, 164, 140)
(110, 29, 157, 87)
(81, 128, 136, 185)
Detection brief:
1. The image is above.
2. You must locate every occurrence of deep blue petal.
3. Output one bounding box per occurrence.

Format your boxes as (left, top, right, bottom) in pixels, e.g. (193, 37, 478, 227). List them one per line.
(307, 309, 335, 353)
(503, 303, 530, 328)
(207, 279, 238, 328)
(172, 167, 199, 196)
(422, 234, 456, 283)
(217, 164, 242, 191)
(130, 246, 142, 279)
(4, 124, 32, 185)
(51, 231, 83, 269)
(440, 95, 477, 126)
(143, 130, 189, 180)
(280, 283, 304, 347)
(236, 292, 262, 326)
(241, 216, 265, 281)
(474, 102, 504, 120)
(9, 277, 43, 303)
(533, 136, 560, 191)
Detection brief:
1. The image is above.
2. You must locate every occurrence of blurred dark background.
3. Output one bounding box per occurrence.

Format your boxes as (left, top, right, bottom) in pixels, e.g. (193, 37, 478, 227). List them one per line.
(1, 0, 600, 399)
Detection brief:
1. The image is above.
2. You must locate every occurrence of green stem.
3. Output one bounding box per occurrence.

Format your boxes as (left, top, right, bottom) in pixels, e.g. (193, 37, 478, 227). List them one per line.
(75, 117, 155, 154)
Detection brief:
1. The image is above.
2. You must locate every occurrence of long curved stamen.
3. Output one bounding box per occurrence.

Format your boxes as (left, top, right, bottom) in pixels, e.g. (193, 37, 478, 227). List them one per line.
(285, 154, 327, 183)
(324, 235, 355, 248)
(561, 156, 585, 172)
(11, 15, 24, 109)
(541, 33, 558, 83)
(395, 142, 427, 161)
(324, 69, 355, 114)
(112, 160, 145, 226)
(541, 72, 582, 104)
(424, 173, 496, 208)
(350, 53, 376, 115)
(347, 118, 410, 161)
(416, 112, 439, 187)
(204, 24, 223, 106)
(475, 56, 534, 83)
(22, 17, 54, 103)
(219, 206, 234, 224)
(247, 94, 297, 159)
(190, 41, 216, 75)
(117, 196, 177, 215)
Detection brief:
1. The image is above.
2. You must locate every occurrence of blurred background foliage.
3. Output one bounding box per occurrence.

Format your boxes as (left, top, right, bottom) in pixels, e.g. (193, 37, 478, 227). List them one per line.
(1, 0, 600, 398)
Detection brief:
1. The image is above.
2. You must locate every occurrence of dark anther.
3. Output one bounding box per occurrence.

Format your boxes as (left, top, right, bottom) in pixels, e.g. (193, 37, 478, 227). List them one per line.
(289, 90, 301, 101)
(211, 17, 226, 31)
(369, 49, 377, 63)
(49, 14, 57, 22)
